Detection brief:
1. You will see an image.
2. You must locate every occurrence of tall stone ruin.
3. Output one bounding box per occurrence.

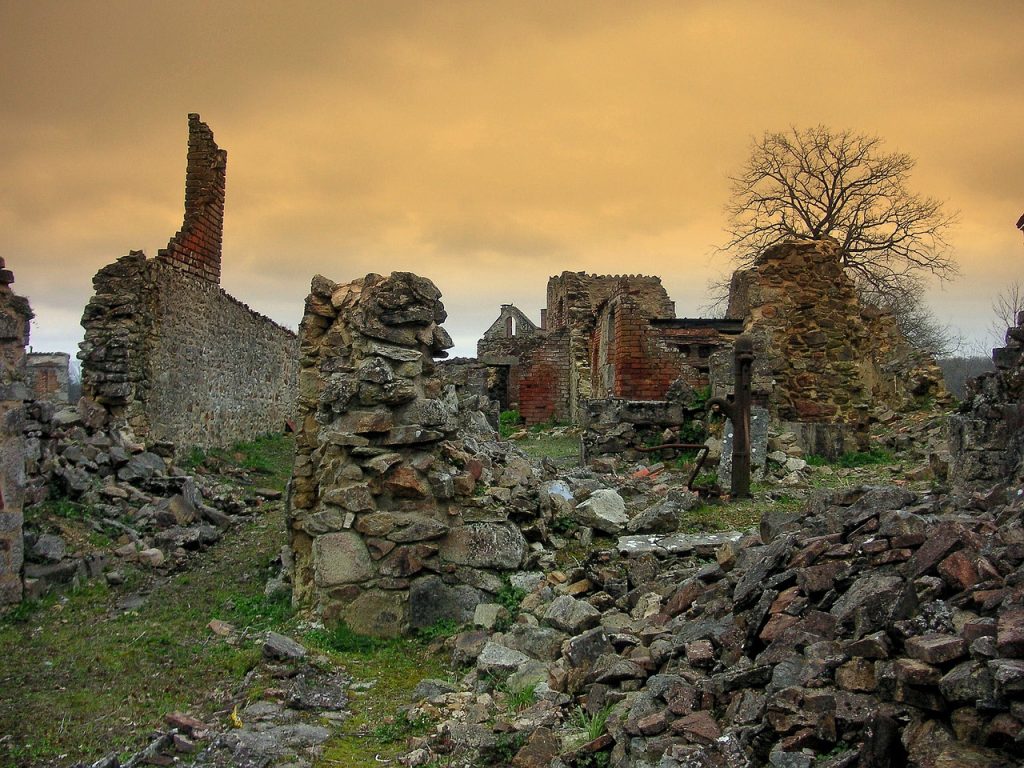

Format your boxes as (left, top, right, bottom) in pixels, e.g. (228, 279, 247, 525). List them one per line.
(289, 272, 533, 636)
(0, 259, 32, 605)
(79, 115, 298, 452)
(724, 238, 948, 453)
(156, 114, 226, 284)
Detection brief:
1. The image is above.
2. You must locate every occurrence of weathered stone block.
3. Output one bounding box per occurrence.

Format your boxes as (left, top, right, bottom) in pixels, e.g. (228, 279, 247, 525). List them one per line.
(312, 532, 375, 586)
(439, 523, 527, 570)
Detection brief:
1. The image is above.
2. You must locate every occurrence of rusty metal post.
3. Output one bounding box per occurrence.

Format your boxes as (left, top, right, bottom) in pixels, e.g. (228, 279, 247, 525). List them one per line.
(706, 334, 754, 498)
(731, 335, 754, 498)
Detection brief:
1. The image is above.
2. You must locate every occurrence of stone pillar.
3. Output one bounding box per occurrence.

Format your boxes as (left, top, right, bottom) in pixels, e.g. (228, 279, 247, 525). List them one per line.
(0, 259, 32, 605)
(289, 272, 529, 636)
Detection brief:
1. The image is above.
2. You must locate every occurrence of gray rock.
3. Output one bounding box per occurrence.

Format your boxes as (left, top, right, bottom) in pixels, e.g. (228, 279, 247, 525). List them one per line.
(504, 624, 568, 661)
(476, 641, 531, 675)
(617, 531, 743, 557)
(733, 535, 794, 608)
(412, 678, 457, 700)
(286, 669, 350, 710)
(30, 533, 67, 563)
(830, 573, 918, 638)
(263, 631, 307, 661)
(626, 500, 680, 534)
(544, 595, 601, 634)
(409, 575, 482, 628)
(573, 488, 628, 534)
(439, 522, 527, 569)
(116, 451, 166, 483)
(312, 531, 375, 586)
(564, 626, 614, 668)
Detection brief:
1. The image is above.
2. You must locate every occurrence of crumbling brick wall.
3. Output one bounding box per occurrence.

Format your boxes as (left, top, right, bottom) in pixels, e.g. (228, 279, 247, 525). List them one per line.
(591, 292, 690, 401)
(26, 353, 69, 403)
(0, 259, 31, 605)
(156, 114, 226, 284)
(79, 115, 297, 453)
(726, 239, 946, 424)
(289, 272, 534, 637)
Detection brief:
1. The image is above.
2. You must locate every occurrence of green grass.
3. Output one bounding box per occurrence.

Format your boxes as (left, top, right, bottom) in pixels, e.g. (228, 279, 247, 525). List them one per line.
(316, 637, 449, 767)
(498, 680, 538, 712)
(804, 447, 893, 469)
(23, 498, 90, 524)
(570, 704, 613, 740)
(516, 432, 580, 461)
(499, 409, 522, 439)
(205, 433, 295, 491)
(0, 507, 289, 767)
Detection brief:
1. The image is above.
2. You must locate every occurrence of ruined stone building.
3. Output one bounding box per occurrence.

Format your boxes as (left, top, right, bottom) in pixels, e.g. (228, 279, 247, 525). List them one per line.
(0, 260, 32, 605)
(476, 272, 741, 425)
(79, 115, 298, 452)
(725, 239, 946, 452)
(26, 352, 70, 403)
(472, 240, 945, 457)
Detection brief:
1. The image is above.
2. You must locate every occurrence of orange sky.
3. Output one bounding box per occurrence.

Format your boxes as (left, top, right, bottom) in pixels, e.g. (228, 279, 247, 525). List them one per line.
(2, 0, 1021, 359)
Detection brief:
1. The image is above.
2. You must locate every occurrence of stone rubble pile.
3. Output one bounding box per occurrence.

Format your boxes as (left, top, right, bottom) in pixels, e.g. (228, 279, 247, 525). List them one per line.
(82, 632, 349, 768)
(21, 399, 278, 596)
(393, 483, 1024, 768)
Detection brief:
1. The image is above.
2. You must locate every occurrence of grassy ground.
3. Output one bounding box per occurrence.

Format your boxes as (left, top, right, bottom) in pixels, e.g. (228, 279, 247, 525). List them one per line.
(513, 431, 581, 463)
(0, 507, 285, 766)
(1, 434, 456, 768)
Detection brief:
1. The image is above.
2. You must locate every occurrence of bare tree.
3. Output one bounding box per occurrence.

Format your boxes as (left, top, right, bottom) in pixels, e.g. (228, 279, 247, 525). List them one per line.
(858, 279, 962, 358)
(723, 126, 959, 302)
(989, 281, 1024, 346)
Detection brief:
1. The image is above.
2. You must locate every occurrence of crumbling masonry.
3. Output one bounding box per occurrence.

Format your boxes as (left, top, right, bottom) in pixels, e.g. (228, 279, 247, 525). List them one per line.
(476, 240, 946, 458)
(0, 260, 31, 605)
(79, 115, 298, 452)
(289, 272, 539, 636)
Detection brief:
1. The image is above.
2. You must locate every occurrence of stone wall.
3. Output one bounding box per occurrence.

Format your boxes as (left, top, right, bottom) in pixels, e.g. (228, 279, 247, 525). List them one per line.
(80, 252, 297, 451)
(727, 239, 946, 425)
(0, 259, 32, 605)
(26, 352, 69, 402)
(948, 310, 1024, 486)
(289, 272, 540, 637)
(79, 114, 297, 453)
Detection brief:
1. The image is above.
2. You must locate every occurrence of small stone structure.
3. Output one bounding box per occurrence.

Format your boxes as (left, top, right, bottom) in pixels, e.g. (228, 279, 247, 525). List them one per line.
(0, 259, 32, 605)
(727, 239, 947, 427)
(289, 272, 538, 636)
(26, 352, 69, 402)
(948, 310, 1024, 486)
(79, 115, 297, 452)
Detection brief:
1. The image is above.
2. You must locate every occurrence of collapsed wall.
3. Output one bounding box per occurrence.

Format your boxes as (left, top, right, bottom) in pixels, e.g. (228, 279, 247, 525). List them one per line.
(0, 259, 32, 605)
(727, 239, 946, 437)
(79, 115, 297, 452)
(949, 310, 1024, 486)
(289, 272, 540, 636)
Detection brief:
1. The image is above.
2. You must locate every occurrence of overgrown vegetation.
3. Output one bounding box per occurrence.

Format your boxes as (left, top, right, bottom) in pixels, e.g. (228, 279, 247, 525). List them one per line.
(200, 433, 295, 490)
(499, 409, 522, 438)
(805, 447, 893, 468)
